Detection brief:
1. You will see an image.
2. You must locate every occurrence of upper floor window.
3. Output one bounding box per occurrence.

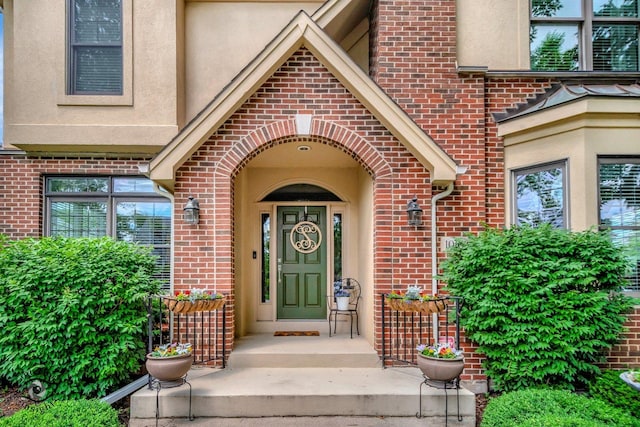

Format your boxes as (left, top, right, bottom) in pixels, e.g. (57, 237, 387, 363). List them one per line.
(45, 176, 171, 287)
(513, 161, 568, 228)
(530, 0, 640, 71)
(599, 157, 640, 291)
(68, 0, 123, 95)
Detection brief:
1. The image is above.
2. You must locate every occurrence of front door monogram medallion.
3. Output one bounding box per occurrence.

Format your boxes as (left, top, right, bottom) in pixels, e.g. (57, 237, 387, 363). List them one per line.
(289, 220, 322, 254)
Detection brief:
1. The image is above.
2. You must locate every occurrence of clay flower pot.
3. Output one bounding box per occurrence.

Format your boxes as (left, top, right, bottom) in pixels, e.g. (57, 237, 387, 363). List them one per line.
(146, 353, 193, 382)
(416, 353, 464, 382)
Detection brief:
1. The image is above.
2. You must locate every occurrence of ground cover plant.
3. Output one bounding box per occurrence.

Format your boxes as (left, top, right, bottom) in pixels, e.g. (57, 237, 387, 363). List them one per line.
(588, 369, 640, 417)
(0, 399, 121, 427)
(480, 389, 640, 427)
(0, 236, 160, 400)
(440, 224, 635, 391)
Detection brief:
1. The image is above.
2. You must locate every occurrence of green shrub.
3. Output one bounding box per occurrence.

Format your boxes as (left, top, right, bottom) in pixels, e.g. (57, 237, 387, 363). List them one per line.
(0, 399, 121, 427)
(588, 369, 640, 416)
(440, 224, 634, 391)
(0, 236, 160, 399)
(481, 389, 640, 427)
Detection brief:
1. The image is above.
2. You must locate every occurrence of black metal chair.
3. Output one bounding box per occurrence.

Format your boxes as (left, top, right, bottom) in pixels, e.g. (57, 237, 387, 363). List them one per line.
(328, 278, 361, 338)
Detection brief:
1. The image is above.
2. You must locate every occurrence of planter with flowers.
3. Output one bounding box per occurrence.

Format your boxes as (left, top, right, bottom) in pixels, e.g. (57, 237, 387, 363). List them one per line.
(146, 343, 193, 382)
(335, 289, 351, 310)
(620, 370, 640, 392)
(386, 285, 447, 314)
(163, 288, 225, 314)
(416, 342, 464, 382)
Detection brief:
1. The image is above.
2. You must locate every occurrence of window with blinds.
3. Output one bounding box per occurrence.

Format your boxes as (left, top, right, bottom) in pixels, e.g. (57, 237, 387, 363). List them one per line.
(513, 161, 567, 228)
(45, 176, 171, 287)
(68, 0, 123, 94)
(530, 0, 640, 71)
(599, 158, 640, 292)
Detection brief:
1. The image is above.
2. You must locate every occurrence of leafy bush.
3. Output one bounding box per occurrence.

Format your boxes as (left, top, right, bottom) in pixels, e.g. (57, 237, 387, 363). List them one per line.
(0, 399, 121, 427)
(0, 236, 160, 399)
(481, 389, 640, 427)
(588, 369, 640, 416)
(440, 225, 634, 391)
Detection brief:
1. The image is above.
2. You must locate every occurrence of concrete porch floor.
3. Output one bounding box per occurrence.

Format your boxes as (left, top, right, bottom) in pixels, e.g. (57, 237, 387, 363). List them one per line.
(129, 333, 476, 426)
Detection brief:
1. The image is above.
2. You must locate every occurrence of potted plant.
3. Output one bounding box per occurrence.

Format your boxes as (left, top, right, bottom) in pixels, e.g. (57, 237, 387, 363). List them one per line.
(385, 285, 447, 313)
(146, 342, 193, 382)
(620, 369, 640, 392)
(415, 342, 464, 382)
(164, 288, 225, 313)
(335, 289, 350, 310)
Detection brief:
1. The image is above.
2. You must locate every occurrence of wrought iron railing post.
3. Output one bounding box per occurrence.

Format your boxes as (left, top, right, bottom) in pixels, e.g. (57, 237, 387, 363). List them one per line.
(380, 295, 463, 367)
(381, 293, 386, 368)
(222, 302, 227, 368)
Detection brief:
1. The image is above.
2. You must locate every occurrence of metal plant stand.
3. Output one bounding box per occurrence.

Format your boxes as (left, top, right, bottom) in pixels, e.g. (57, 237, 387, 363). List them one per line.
(416, 376, 462, 427)
(150, 376, 194, 427)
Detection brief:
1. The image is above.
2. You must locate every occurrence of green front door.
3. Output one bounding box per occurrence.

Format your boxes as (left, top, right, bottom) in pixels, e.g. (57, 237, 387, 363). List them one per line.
(277, 206, 327, 319)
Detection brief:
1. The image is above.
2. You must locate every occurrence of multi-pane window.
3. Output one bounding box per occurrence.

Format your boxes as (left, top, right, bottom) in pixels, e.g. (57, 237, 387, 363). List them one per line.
(45, 176, 171, 286)
(530, 0, 640, 71)
(599, 158, 640, 291)
(68, 0, 123, 94)
(513, 161, 567, 228)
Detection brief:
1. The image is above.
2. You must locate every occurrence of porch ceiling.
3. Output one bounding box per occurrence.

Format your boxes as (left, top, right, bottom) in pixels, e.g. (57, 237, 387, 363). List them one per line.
(149, 10, 459, 192)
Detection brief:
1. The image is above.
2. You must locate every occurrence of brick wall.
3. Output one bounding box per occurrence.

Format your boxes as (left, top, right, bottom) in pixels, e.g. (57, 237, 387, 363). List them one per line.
(0, 155, 146, 239)
(172, 48, 437, 359)
(602, 306, 640, 370)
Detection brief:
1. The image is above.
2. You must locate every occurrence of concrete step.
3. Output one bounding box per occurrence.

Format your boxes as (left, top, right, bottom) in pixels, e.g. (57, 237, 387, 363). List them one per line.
(227, 334, 381, 368)
(129, 366, 475, 426)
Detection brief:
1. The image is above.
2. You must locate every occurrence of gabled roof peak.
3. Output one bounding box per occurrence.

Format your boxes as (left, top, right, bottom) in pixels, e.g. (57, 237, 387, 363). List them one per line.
(150, 11, 458, 191)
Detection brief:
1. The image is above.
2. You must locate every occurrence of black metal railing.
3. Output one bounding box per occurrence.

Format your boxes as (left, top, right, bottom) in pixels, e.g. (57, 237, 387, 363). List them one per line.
(381, 295, 462, 367)
(146, 295, 227, 367)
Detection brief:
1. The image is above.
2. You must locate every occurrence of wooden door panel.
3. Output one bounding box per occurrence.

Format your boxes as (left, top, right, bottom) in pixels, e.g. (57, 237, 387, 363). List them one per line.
(276, 206, 326, 319)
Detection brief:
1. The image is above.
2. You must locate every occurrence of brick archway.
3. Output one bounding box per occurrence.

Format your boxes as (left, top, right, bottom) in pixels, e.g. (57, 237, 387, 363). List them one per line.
(205, 118, 394, 328)
(213, 118, 391, 179)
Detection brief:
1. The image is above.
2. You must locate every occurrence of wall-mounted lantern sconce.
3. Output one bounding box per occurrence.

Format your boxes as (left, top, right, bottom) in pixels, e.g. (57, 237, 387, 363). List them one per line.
(406, 196, 423, 227)
(183, 196, 200, 225)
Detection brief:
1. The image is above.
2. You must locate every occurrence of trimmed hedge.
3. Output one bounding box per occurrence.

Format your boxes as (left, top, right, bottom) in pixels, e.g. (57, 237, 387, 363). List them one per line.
(441, 225, 634, 391)
(0, 236, 160, 399)
(588, 369, 640, 417)
(481, 389, 640, 427)
(0, 399, 121, 427)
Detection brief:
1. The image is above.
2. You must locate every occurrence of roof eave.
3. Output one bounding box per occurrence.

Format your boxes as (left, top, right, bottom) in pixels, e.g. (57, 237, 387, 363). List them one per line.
(150, 12, 458, 191)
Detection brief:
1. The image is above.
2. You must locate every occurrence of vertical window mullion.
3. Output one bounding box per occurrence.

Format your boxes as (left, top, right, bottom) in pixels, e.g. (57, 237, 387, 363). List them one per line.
(583, 0, 594, 70)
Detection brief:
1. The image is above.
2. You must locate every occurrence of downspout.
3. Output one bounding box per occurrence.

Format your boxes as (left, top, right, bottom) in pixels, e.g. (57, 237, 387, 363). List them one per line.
(431, 182, 454, 340)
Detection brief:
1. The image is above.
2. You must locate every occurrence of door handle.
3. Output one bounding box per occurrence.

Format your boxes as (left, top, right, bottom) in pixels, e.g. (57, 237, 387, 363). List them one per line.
(277, 258, 282, 285)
